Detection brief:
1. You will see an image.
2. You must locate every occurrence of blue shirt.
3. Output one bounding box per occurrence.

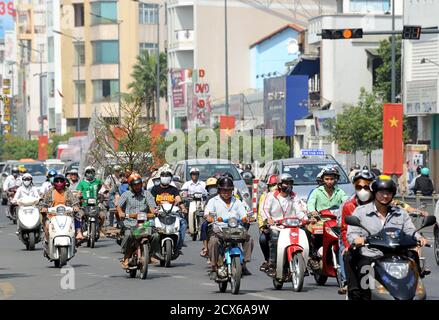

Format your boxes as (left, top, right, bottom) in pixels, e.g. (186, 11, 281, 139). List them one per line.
(204, 195, 247, 230)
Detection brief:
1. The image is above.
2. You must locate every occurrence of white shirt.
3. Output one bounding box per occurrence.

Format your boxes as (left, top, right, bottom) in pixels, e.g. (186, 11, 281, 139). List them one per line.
(181, 180, 207, 196)
(262, 191, 307, 222)
(3, 175, 21, 192)
(12, 186, 40, 204)
(39, 181, 53, 196)
(204, 195, 247, 231)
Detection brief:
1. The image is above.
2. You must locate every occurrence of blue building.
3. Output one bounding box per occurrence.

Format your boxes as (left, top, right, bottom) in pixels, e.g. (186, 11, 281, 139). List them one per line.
(250, 24, 304, 90)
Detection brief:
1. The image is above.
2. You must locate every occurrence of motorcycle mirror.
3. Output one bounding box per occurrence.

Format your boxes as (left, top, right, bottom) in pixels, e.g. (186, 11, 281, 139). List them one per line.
(417, 215, 436, 232)
(1, 172, 7, 178)
(345, 216, 372, 235)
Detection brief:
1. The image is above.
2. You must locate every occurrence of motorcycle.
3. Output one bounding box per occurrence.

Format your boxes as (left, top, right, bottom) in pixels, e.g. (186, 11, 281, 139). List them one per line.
(126, 212, 154, 280)
(7, 186, 18, 224)
(45, 204, 76, 268)
(81, 198, 100, 248)
(185, 192, 205, 241)
(17, 196, 42, 250)
(153, 203, 181, 267)
(307, 207, 344, 288)
(208, 212, 248, 295)
(267, 218, 309, 292)
(345, 215, 436, 300)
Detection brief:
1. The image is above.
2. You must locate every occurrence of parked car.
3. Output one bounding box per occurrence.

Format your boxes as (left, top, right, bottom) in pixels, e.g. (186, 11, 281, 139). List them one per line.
(172, 158, 251, 207)
(45, 159, 65, 173)
(257, 156, 354, 203)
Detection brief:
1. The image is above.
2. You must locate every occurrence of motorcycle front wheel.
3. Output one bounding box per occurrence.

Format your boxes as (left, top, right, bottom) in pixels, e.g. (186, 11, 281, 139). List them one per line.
(140, 243, 149, 280)
(89, 222, 96, 249)
(59, 247, 68, 268)
(434, 226, 439, 266)
(164, 240, 172, 268)
(28, 232, 35, 251)
(219, 281, 227, 293)
(290, 254, 305, 292)
(230, 256, 242, 295)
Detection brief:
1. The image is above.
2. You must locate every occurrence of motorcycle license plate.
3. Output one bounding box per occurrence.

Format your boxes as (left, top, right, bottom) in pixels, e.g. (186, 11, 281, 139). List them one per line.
(24, 209, 34, 214)
(137, 213, 147, 221)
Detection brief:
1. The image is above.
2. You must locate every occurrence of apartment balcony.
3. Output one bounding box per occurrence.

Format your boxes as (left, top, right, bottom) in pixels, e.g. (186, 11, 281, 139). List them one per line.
(168, 0, 194, 8)
(168, 29, 194, 52)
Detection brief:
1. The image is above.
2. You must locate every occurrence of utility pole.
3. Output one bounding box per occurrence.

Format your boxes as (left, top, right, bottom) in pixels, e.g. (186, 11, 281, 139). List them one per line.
(391, 0, 396, 103)
(224, 0, 229, 116)
(156, 3, 161, 123)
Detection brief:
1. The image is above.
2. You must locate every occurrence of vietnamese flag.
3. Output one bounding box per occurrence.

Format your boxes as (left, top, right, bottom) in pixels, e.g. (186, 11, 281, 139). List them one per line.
(382, 103, 403, 175)
(219, 115, 235, 135)
(38, 135, 49, 161)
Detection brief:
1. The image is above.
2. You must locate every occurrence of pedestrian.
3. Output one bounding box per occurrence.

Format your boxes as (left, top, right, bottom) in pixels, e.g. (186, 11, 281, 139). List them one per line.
(408, 166, 423, 194)
(413, 167, 435, 196)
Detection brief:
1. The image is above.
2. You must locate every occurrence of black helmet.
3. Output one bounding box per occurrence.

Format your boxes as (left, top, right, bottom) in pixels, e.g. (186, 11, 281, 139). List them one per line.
(352, 170, 375, 184)
(321, 166, 340, 180)
(222, 172, 234, 180)
(362, 165, 369, 170)
(12, 167, 19, 175)
(370, 175, 397, 196)
(245, 164, 252, 171)
(217, 176, 234, 190)
(53, 174, 66, 183)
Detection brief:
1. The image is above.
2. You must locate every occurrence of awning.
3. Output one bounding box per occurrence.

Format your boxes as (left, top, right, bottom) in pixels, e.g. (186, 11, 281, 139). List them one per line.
(288, 56, 320, 77)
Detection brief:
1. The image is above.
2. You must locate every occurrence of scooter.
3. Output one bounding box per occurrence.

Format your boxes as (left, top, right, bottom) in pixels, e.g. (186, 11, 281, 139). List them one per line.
(45, 204, 76, 268)
(126, 212, 154, 280)
(208, 212, 248, 295)
(345, 215, 436, 300)
(153, 203, 181, 267)
(187, 192, 205, 241)
(267, 218, 309, 292)
(81, 198, 100, 248)
(17, 196, 42, 250)
(307, 207, 343, 288)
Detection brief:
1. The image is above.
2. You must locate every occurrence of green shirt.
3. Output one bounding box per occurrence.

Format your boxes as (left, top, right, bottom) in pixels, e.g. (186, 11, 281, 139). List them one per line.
(307, 185, 348, 212)
(76, 179, 102, 205)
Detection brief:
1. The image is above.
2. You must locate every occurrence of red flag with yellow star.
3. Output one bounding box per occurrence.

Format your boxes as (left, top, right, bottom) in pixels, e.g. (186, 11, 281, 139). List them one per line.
(38, 135, 49, 161)
(383, 103, 403, 175)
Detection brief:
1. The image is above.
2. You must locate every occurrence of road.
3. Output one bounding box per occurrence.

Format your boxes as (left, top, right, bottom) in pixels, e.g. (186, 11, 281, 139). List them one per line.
(1, 204, 439, 300)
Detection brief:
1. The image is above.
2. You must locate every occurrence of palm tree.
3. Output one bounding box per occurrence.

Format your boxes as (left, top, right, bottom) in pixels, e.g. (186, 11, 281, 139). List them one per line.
(127, 50, 167, 121)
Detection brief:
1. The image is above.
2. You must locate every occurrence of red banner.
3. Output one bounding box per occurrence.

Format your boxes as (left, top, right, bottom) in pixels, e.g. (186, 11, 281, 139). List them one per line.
(151, 123, 166, 139)
(38, 135, 49, 161)
(113, 126, 127, 151)
(383, 103, 403, 175)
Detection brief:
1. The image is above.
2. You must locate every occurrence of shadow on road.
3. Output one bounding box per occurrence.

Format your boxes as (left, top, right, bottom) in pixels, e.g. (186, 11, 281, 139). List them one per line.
(0, 273, 32, 279)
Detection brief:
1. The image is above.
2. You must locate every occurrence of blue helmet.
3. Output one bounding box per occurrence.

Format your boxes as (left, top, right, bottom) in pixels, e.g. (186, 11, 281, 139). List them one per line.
(421, 167, 430, 176)
(47, 169, 57, 178)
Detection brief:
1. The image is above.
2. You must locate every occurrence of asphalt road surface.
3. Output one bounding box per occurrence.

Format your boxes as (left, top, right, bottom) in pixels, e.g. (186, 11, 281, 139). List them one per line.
(1, 204, 438, 300)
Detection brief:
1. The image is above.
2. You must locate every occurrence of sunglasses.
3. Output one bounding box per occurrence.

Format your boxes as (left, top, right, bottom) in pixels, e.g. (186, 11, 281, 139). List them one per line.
(355, 185, 370, 191)
(22, 178, 32, 181)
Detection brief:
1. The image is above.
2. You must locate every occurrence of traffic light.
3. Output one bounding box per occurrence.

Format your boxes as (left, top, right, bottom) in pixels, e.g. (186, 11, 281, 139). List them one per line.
(402, 25, 421, 40)
(321, 28, 363, 39)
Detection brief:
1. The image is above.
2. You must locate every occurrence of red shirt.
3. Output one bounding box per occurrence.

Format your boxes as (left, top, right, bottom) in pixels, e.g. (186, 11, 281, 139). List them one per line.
(341, 196, 357, 248)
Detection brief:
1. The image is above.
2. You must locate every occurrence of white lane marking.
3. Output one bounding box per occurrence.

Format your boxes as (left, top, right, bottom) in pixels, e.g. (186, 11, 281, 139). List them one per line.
(200, 282, 215, 287)
(247, 293, 282, 300)
(98, 256, 110, 259)
(171, 275, 188, 279)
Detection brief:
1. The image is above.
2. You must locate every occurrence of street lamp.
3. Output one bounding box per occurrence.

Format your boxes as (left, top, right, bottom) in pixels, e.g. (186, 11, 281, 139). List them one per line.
(132, 0, 162, 124)
(19, 43, 44, 136)
(420, 58, 439, 68)
(53, 30, 82, 133)
(89, 11, 123, 125)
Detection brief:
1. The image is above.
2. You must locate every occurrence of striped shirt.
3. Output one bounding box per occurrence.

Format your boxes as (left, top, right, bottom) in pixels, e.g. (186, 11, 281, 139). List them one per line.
(116, 189, 156, 214)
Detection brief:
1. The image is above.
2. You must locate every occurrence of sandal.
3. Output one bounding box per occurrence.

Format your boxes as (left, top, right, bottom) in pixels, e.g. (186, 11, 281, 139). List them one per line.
(200, 248, 208, 258)
(121, 260, 129, 269)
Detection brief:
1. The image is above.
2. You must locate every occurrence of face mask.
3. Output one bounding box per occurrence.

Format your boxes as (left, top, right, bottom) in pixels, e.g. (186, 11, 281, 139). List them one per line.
(280, 185, 292, 193)
(160, 177, 171, 185)
(356, 189, 372, 202)
(86, 173, 95, 181)
(209, 187, 218, 195)
(23, 180, 32, 187)
(153, 179, 161, 186)
(54, 182, 65, 191)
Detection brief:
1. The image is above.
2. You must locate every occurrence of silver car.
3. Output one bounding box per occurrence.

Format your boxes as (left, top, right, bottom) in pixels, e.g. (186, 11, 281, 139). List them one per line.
(257, 156, 354, 203)
(172, 158, 252, 207)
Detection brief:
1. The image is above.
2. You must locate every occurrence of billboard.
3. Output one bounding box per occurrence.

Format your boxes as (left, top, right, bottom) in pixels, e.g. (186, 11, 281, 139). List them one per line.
(313, 109, 336, 137)
(264, 75, 309, 137)
(171, 69, 186, 109)
(0, 1, 15, 40)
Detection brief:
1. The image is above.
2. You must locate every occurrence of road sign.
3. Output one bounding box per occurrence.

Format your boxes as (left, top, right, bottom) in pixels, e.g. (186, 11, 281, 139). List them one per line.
(301, 149, 325, 156)
(3, 88, 10, 95)
(402, 25, 421, 40)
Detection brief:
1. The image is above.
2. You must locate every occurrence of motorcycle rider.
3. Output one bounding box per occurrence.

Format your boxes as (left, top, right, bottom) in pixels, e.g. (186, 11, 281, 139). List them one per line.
(338, 169, 375, 294)
(257, 174, 278, 271)
(67, 169, 80, 191)
(181, 167, 207, 197)
(116, 173, 157, 269)
(39, 174, 80, 244)
(76, 166, 105, 238)
(344, 175, 428, 300)
(102, 165, 123, 227)
(200, 177, 219, 259)
(12, 173, 40, 203)
(150, 168, 188, 254)
(204, 176, 253, 278)
(261, 173, 308, 277)
(3, 166, 21, 195)
(40, 169, 57, 196)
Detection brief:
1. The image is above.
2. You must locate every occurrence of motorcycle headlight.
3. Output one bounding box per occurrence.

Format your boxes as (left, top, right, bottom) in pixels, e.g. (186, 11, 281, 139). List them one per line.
(383, 262, 409, 280)
(228, 217, 238, 228)
(284, 218, 300, 227)
(87, 198, 96, 205)
(56, 206, 66, 214)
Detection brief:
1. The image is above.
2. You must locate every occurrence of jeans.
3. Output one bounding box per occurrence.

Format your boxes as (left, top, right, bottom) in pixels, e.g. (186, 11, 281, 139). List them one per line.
(200, 220, 209, 241)
(259, 229, 270, 261)
(178, 215, 187, 250)
(338, 240, 347, 284)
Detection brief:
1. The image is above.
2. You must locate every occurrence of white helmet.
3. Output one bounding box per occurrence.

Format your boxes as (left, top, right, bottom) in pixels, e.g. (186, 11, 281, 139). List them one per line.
(85, 166, 96, 173)
(22, 173, 33, 180)
(190, 167, 200, 174)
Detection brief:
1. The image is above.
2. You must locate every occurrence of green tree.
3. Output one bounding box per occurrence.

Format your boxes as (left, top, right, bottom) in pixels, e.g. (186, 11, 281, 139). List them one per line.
(374, 36, 402, 102)
(0, 136, 39, 160)
(127, 51, 167, 120)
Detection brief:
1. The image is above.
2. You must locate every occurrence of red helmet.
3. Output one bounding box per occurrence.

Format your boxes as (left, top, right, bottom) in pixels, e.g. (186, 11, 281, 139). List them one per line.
(267, 174, 279, 186)
(127, 173, 142, 185)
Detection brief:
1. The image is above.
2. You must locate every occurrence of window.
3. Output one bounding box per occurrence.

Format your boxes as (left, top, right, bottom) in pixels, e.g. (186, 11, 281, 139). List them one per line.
(92, 41, 118, 64)
(74, 81, 86, 103)
(139, 3, 158, 24)
(91, 1, 118, 25)
(74, 42, 85, 65)
(139, 42, 158, 55)
(93, 79, 119, 102)
(74, 3, 84, 27)
(47, 37, 54, 63)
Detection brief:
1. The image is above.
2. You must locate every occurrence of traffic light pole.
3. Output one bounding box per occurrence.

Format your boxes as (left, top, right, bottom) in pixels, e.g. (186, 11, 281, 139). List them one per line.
(391, 0, 396, 103)
(318, 29, 439, 37)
